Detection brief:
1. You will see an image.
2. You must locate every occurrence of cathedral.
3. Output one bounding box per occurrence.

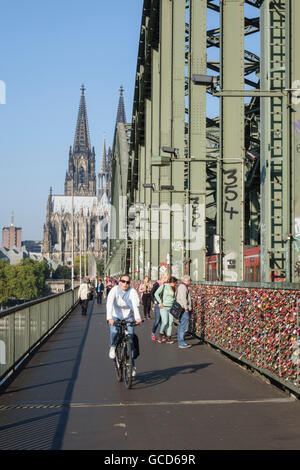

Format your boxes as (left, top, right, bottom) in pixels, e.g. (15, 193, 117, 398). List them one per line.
(42, 85, 118, 267)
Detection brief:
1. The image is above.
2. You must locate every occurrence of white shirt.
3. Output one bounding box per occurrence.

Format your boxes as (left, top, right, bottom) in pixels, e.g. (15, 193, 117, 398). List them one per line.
(78, 282, 90, 300)
(106, 285, 141, 321)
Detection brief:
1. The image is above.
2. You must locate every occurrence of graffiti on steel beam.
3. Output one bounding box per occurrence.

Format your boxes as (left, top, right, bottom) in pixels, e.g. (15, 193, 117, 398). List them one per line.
(224, 168, 239, 220)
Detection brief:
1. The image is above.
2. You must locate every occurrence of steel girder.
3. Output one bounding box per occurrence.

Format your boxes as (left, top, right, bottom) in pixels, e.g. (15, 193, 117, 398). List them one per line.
(106, 0, 299, 285)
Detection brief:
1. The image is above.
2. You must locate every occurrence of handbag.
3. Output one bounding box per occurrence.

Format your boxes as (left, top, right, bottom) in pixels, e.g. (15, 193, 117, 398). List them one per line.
(133, 333, 140, 359)
(170, 300, 185, 319)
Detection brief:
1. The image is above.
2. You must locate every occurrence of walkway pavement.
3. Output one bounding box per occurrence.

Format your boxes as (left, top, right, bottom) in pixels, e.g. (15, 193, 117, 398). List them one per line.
(0, 298, 300, 450)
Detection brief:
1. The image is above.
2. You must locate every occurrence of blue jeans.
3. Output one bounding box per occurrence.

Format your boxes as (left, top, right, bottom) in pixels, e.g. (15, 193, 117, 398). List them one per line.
(152, 303, 161, 334)
(177, 311, 190, 346)
(109, 316, 135, 364)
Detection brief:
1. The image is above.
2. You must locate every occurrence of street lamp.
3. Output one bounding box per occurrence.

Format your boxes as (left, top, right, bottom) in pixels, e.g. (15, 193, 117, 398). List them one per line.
(161, 146, 179, 158)
(192, 74, 218, 93)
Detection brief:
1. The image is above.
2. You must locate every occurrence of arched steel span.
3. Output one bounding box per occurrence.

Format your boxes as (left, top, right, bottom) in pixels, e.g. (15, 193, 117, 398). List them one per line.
(106, 0, 300, 286)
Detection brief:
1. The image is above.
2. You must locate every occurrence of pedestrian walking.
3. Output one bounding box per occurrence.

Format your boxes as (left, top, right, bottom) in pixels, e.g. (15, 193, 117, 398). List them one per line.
(78, 277, 91, 316)
(139, 276, 152, 320)
(106, 278, 112, 298)
(150, 272, 169, 341)
(96, 278, 104, 304)
(155, 275, 177, 344)
(176, 275, 192, 348)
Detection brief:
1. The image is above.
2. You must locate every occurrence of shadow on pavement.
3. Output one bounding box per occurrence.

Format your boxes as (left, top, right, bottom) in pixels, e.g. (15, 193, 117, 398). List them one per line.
(133, 363, 212, 389)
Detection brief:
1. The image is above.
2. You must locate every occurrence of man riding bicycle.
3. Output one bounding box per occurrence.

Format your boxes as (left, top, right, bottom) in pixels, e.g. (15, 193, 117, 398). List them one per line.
(106, 274, 142, 377)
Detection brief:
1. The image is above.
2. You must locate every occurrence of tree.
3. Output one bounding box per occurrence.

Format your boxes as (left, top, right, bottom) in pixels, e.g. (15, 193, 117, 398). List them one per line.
(74, 255, 88, 279)
(0, 259, 51, 306)
(0, 260, 9, 305)
(52, 265, 71, 280)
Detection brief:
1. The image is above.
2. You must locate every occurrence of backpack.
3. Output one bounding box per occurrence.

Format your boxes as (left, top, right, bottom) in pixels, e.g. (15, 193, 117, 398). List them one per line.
(150, 282, 160, 303)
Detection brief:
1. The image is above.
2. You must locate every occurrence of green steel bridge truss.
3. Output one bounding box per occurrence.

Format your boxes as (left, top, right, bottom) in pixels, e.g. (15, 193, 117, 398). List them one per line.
(106, 0, 300, 284)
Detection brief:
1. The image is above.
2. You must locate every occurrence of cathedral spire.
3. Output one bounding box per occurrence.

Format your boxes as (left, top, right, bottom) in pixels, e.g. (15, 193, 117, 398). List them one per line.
(101, 134, 107, 172)
(74, 84, 91, 152)
(65, 85, 96, 197)
(116, 85, 126, 124)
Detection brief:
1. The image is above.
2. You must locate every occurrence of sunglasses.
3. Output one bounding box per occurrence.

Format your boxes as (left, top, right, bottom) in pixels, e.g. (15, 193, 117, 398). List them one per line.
(120, 279, 130, 284)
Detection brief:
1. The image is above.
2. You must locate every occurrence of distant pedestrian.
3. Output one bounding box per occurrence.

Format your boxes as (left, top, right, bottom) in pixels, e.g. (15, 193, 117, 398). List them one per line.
(96, 278, 104, 304)
(155, 275, 177, 344)
(150, 272, 169, 341)
(106, 278, 112, 298)
(176, 275, 192, 348)
(139, 276, 152, 320)
(78, 277, 91, 316)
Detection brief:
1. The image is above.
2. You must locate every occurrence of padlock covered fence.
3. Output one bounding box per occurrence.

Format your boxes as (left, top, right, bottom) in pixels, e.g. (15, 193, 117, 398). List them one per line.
(189, 283, 300, 394)
(133, 280, 300, 394)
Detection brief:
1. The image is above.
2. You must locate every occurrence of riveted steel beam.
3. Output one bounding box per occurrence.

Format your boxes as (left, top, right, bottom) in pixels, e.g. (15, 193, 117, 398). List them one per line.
(219, 0, 245, 282)
(187, 0, 207, 282)
(288, 0, 300, 282)
(260, 0, 289, 283)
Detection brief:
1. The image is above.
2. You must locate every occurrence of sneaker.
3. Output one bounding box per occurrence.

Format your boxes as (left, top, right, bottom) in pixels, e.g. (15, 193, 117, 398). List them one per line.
(166, 338, 174, 344)
(132, 367, 137, 377)
(109, 346, 116, 359)
(151, 333, 156, 341)
(157, 335, 166, 343)
(178, 344, 192, 349)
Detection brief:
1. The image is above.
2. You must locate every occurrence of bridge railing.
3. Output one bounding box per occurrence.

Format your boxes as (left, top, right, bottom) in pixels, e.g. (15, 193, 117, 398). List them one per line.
(0, 288, 79, 386)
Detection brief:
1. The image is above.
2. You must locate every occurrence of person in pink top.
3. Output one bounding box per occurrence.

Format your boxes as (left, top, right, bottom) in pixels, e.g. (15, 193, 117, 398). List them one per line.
(139, 276, 153, 320)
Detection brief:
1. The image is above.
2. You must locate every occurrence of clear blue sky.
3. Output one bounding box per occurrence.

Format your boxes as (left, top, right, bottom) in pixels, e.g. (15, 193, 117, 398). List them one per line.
(0, 0, 143, 240)
(0, 1, 259, 241)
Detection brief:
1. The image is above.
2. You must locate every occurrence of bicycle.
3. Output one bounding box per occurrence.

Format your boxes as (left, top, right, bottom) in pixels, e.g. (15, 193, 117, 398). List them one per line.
(113, 320, 139, 389)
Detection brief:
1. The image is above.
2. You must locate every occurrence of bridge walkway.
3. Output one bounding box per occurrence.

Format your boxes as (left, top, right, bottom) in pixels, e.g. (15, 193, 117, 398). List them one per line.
(0, 298, 300, 450)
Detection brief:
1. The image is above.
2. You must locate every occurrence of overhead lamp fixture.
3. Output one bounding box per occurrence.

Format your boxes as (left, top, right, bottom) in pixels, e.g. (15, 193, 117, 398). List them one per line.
(142, 183, 155, 190)
(192, 74, 218, 92)
(160, 185, 174, 191)
(161, 146, 179, 158)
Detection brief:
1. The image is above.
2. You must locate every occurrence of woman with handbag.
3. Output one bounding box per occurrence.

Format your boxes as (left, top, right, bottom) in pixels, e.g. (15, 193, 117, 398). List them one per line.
(150, 272, 169, 341)
(176, 275, 192, 348)
(154, 276, 178, 344)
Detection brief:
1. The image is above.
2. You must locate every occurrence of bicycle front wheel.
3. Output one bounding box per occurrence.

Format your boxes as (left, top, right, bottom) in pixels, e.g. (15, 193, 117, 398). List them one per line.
(123, 339, 133, 389)
(114, 343, 123, 382)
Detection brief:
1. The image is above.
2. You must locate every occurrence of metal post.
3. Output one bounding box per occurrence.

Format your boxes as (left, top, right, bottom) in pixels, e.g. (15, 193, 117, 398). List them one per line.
(290, 0, 300, 282)
(260, 0, 288, 282)
(71, 182, 74, 303)
(79, 234, 82, 285)
(220, 0, 245, 282)
(150, 44, 161, 280)
(170, 0, 185, 279)
(188, 0, 207, 282)
(297, 298, 300, 390)
(159, 0, 172, 273)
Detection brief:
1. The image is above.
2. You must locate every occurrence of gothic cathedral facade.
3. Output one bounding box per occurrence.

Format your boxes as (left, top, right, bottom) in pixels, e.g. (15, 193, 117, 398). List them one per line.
(42, 85, 113, 268)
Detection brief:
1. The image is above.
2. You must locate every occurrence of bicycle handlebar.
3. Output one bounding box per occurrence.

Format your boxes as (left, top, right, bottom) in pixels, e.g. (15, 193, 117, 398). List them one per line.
(112, 319, 142, 327)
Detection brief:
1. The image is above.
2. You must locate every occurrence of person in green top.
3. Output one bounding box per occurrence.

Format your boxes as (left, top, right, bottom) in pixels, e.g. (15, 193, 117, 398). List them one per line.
(154, 276, 178, 344)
